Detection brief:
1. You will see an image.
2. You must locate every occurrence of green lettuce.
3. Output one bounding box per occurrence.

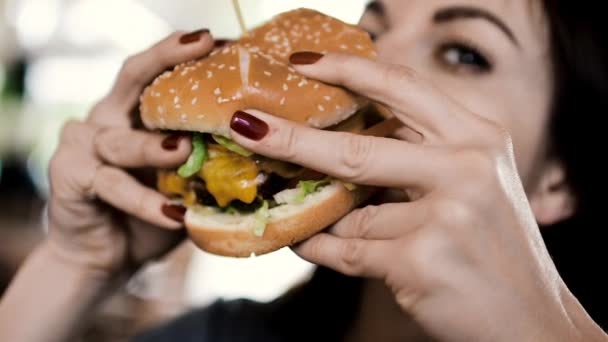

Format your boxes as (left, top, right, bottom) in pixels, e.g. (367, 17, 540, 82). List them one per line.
(253, 200, 270, 237)
(177, 133, 208, 178)
(212, 135, 253, 157)
(296, 179, 330, 203)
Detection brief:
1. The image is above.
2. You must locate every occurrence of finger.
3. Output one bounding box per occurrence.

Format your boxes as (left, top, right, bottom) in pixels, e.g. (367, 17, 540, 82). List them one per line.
(94, 129, 191, 168)
(89, 29, 214, 127)
(289, 52, 467, 141)
(329, 203, 425, 240)
(293, 233, 391, 278)
(230, 110, 440, 189)
(92, 165, 182, 229)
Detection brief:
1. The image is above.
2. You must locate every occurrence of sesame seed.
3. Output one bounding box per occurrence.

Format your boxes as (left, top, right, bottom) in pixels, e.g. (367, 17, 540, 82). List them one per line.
(218, 64, 225, 69)
(206, 71, 213, 79)
(298, 80, 307, 87)
(174, 96, 179, 104)
(180, 113, 188, 122)
(188, 78, 193, 84)
(280, 97, 286, 105)
(229, 66, 237, 71)
(197, 114, 205, 119)
(264, 71, 272, 76)
(318, 105, 325, 112)
(314, 84, 320, 89)
(283, 83, 289, 91)
(169, 88, 176, 94)
(214, 88, 221, 95)
(175, 104, 181, 109)
(254, 82, 260, 87)
(324, 96, 331, 101)
(191, 98, 198, 105)
(157, 106, 164, 114)
(160, 117, 166, 124)
(355, 44, 364, 50)
(340, 44, 348, 50)
(314, 38, 320, 44)
(211, 63, 217, 67)
(223, 48, 230, 54)
(191, 83, 199, 91)
(336, 105, 342, 109)
(180, 69, 188, 76)
(287, 74, 294, 81)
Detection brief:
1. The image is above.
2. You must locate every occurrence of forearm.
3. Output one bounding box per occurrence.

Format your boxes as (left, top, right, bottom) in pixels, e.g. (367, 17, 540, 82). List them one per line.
(0, 240, 116, 342)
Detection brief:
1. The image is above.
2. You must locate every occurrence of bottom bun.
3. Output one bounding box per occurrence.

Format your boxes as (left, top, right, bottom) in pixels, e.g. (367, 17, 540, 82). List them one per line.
(185, 181, 373, 257)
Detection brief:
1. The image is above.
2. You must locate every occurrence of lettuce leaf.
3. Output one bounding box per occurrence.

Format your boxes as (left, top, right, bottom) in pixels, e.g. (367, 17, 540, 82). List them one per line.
(212, 135, 253, 157)
(296, 179, 330, 203)
(177, 133, 207, 178)
(253, 200, 270, 237)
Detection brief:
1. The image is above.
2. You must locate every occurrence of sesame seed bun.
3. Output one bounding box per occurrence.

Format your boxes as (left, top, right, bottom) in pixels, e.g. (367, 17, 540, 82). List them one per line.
(139, 8, 377, 136)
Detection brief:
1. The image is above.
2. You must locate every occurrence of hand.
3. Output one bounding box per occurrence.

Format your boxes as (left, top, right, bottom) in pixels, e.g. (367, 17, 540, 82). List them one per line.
(46, 30, 214, 278)
(228, 53, 603, 341)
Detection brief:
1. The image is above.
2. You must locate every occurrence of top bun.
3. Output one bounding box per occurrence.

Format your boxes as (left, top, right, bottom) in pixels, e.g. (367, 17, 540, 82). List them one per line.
(139, 8, 377, 137)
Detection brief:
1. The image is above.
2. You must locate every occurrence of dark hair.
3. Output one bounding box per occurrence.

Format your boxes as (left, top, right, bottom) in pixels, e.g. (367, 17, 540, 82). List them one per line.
(537, 0, 607, 329)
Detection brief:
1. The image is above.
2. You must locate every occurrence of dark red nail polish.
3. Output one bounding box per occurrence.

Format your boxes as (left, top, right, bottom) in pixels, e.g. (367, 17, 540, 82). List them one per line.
(161, 134, 185, 150)
(162, 204, 186, 223)
(289, 51, 324, 65)
(230, 111, 269, 141)
(179, 29, 210, 44)
(214, 39, 232, 47)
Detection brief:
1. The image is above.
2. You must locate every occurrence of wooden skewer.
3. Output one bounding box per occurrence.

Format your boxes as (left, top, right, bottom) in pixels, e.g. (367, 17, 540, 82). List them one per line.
(232, 0, 247, 35)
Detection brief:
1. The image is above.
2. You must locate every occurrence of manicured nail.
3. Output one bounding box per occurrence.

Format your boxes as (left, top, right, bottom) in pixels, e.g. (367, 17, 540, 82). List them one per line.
(161, 134, 185, 150)
(162, 204, 186, 223)
(214, 39, 232, 47)
(179, 29, 210, 44)
(230, 111, 269, 141)
(289, 51, 324, 65)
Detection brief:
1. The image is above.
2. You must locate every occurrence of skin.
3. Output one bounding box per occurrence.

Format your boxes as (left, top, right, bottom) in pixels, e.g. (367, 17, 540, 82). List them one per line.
(0, 1, 606, 341)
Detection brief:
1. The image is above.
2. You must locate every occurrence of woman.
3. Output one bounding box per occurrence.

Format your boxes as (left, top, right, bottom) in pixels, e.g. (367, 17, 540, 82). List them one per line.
(1, 0, 606, 341)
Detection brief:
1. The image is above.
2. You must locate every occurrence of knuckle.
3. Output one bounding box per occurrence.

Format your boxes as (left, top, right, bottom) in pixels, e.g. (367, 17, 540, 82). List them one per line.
(339, 239, 366, 275)
(59, 120, 85, 144)
(119, 54, 145, 85)
(352, 206, 380, 238)
(275, 124, 299, 161)
(385, 64, 419, 88)
(401, 230, 448, 278)
(338, 133, 374, 181)
(432, 199, 475, 228)
(453, 147, 497, 181)
(94, 128, 122, 165)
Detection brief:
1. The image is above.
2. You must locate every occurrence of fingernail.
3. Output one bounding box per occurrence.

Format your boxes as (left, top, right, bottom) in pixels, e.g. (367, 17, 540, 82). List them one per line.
(230, 111, 269, 141)
(214, 39, 232, 47)
(179, 29, 210, 44)
(162, 204, 186, 223)
(289, 51, 324, 65)
(161, 134, 185, 150)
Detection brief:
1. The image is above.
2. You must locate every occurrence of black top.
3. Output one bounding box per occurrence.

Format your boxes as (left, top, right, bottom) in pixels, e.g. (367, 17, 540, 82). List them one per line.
(134, 216, 607, 341)
(134, 267, 364, 342)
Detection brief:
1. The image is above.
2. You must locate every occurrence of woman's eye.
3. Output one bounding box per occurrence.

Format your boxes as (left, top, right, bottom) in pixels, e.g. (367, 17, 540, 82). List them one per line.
(436, 43, 492, 74)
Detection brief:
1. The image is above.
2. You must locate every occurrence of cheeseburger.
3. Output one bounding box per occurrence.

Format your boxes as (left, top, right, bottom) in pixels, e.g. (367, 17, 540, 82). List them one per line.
(140, 8, 385, 257)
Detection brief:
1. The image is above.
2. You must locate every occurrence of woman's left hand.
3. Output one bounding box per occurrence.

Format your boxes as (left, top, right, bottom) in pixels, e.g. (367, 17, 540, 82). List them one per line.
(228, 53, 601, 341)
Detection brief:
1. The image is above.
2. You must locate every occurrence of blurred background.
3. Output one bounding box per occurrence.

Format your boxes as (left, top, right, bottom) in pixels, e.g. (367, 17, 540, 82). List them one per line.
(0, 0, 368, 340)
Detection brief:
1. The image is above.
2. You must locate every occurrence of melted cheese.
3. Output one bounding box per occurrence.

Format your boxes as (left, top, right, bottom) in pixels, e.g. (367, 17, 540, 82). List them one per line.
(158, 145, 259, 208)
(200, 145, 258, 207)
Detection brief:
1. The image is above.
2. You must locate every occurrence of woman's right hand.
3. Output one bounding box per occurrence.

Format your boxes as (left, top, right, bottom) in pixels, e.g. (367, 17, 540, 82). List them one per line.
(46, 30, 214, 278)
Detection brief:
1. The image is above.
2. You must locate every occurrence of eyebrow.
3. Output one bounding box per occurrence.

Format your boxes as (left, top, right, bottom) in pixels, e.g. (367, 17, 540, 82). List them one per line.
(434, 6, 520, 47)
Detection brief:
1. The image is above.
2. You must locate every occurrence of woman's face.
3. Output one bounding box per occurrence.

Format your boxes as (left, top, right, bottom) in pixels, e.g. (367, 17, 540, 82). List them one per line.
(359, 0, 552, 187)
